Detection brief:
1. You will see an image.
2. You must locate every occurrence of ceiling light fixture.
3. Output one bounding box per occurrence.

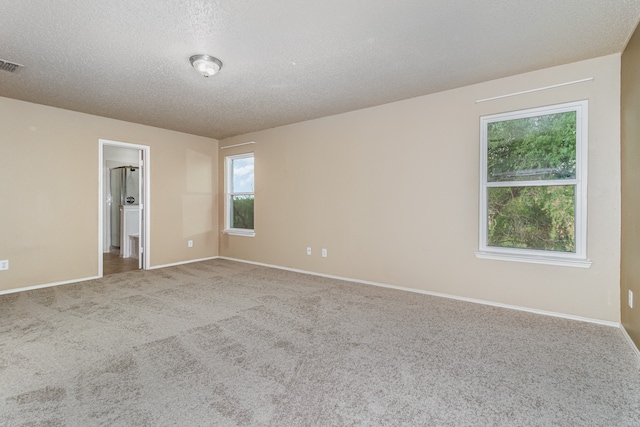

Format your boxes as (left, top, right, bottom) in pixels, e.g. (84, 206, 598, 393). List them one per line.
(189, 54, 223, 77)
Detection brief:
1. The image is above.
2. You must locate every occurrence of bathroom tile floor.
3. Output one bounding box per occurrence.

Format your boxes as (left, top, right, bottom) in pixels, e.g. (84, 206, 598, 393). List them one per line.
(103, 249, 139, 276)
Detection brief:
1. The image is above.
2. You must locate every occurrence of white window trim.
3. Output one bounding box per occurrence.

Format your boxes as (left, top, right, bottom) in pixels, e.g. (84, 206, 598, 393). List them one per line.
(223, 152, 255, 237)
(476, 100, 591, 268)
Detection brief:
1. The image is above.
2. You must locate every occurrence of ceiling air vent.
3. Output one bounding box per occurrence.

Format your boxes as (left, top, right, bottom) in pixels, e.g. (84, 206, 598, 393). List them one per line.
(0, 59, 23, 73)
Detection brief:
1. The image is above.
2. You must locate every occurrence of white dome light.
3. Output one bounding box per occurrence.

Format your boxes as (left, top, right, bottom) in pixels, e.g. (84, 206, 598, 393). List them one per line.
(189, 54, 223, 77)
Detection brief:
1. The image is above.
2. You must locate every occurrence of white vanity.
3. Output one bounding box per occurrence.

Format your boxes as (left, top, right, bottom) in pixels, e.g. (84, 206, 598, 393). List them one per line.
(119, 205, 140, 258)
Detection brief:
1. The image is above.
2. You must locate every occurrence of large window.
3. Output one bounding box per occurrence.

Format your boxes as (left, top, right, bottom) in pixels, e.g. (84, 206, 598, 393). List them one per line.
(477, 101, 590, 267)
(224, 153, 254, 236)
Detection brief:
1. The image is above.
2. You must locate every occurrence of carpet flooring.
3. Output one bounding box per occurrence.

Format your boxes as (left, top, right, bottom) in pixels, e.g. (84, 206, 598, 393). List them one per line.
(1, 259, 639, 426)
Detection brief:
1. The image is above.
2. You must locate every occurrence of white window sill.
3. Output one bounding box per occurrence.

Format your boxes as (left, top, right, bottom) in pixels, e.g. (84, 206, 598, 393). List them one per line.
(222, 229, 255, 237)
(475, 251, 592, 268)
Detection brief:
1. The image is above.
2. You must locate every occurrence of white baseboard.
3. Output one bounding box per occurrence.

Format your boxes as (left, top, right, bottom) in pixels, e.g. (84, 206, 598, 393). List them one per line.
(620, 325, 640, 362)
(148, 256, 219, 270)
(0, 256, 220, 295)
(218, 256, 620, 328)
(0, 276, 101, 296)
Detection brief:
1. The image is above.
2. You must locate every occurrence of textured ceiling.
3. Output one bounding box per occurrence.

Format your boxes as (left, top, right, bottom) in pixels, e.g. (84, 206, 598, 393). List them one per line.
(1, 1, 639, 140)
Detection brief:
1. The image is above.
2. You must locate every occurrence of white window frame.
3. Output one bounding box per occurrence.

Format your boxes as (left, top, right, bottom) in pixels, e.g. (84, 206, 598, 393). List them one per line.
(223, 152, 255, 237)
(476, 100, 591, 268)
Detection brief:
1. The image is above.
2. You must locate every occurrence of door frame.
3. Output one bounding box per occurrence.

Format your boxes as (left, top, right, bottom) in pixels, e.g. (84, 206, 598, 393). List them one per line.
(98, 139, 151, 276)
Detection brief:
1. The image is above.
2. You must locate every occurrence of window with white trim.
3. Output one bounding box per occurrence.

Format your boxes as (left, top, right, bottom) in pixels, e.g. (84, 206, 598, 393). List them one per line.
(224, 153, 254, 236)
(477, 101, 590, 267)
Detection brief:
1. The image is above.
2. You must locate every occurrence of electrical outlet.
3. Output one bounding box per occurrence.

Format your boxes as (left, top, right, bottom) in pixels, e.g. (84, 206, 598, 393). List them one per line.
(322, 248, 327, 258)
(306, 247, 312, 255)
(630, 290, 634, 309)
(0, 260, 8, 270)
(188, 240, 193, 248)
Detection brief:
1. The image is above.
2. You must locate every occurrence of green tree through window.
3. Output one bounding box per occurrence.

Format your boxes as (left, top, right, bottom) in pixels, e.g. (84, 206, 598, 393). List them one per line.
(225, 152, 254, 235)
(231, 195, 254, 229)
(487, 186, 575, 251)
(479, 101, 588, 263)
(487, 112, 577, 182)
(487, 111, 576, 252)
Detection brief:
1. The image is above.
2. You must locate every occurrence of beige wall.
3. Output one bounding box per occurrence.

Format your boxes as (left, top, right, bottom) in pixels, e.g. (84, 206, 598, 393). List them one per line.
(0, 55, 624, 322)
(621, 26, 640, 349)
(219, 55, 622, 322)
(0, 97, 219, 292)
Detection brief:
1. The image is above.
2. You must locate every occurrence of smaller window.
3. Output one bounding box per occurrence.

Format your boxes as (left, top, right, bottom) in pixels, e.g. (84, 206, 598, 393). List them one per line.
(224, 153, 254, 236)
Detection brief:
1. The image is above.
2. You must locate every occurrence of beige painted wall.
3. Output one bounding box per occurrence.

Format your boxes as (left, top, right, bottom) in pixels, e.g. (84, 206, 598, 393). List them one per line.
(621, 25, 640, 349)
(0, 97, 219, 292)
(219, 54, 621, 322)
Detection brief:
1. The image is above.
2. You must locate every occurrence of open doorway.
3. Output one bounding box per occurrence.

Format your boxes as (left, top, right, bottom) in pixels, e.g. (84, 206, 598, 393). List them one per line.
(98, 139, 150, 276)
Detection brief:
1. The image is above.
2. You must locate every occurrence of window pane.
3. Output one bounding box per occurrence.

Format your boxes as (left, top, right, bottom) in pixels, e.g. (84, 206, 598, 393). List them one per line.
(230, 195, 254, 229)
(487, 111, 576, 182)
(487, 186, 575, 252)
(232, 157, 254, 192)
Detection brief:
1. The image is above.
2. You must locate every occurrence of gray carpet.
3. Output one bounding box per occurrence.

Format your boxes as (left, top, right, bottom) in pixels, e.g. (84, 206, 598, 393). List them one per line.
(1, 259, 639, 426)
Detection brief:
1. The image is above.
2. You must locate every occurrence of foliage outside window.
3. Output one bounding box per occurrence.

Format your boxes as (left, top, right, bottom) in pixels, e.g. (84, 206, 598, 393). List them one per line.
(225, 153, 254, 236)
(478, 101, 590, 267)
